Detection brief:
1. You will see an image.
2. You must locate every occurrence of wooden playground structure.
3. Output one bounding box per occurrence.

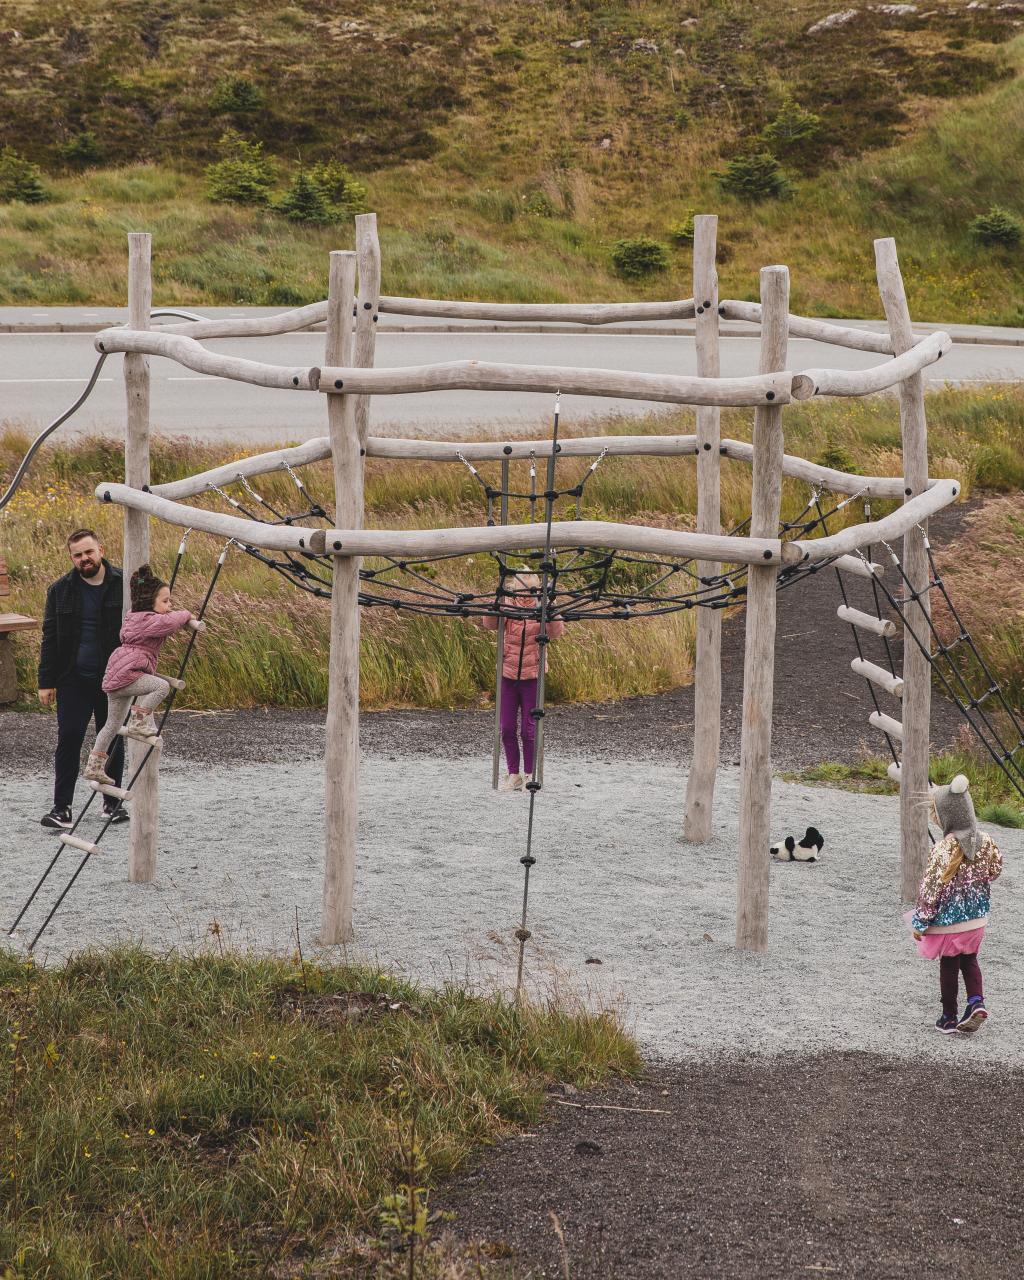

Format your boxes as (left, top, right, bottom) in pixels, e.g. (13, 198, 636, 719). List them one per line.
(11, 214, 968, 956)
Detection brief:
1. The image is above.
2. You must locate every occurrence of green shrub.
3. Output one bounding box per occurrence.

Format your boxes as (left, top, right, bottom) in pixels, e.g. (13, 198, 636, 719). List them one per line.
(969, 205, 1023, 250)
(761, 100, 822, 169)
(523, 189, 556, 217)
(204, 131, 275, 206)
(610, 236, 669, 280)
(818, 434, 859, 475)
(276, 171, 337, 224)
(309, 160, 369, 216)
(0, 148, 48, 203)
(210, 76, 266, 115)
(717, 152, 791, 202)
(667, 212, 695, 246)
(56, 131, 104, 169)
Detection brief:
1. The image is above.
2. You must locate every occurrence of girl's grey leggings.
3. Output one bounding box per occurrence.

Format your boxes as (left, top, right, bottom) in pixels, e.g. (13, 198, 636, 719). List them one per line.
(95, 674, 170, 755)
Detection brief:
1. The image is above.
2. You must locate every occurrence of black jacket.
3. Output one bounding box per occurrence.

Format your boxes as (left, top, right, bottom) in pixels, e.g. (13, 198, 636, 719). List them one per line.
(37, 560, 124, 688)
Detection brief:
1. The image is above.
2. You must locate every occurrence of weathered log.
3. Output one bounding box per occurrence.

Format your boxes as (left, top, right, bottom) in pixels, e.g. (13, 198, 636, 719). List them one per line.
(837, 605, 898, 638)
(95, 328, 320, 391)
(154, 301, 329, 339)
(852, 658, 904, 697)
(789, 481, 958, 563)
(736, 265, 789, 953)
(684, 214, 723, 844)
(876, 236, 933, 902)
(319, 360, 793, 407)
(790, 331, 951, 400)
(835, 554, 884, 579)
(378, 297, 697, 324)
(719, 300, 895, 354)
(869, 711, 904, 741)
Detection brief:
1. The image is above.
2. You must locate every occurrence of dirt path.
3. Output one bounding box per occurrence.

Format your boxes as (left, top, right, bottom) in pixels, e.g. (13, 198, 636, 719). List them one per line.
(440, 1053, 1024, 1278)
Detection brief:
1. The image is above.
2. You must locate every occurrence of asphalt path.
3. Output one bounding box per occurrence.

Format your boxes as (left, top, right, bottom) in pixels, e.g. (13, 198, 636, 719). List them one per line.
(3, 328, 1024, 443)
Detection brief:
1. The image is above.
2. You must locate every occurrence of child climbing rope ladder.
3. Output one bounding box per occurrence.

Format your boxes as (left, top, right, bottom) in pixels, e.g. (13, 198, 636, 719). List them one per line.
(83, 565, 203, 785)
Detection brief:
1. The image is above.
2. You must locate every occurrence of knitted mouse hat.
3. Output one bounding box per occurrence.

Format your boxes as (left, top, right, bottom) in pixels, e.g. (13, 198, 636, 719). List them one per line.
(931, 774, 982, 861)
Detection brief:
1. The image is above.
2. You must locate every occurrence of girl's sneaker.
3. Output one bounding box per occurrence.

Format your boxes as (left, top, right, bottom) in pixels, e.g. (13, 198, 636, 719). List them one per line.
(504, 774, 525, 792)
(958, 999, 988, 1034)
(935, 1013, 959, 1035)
(82, 751, 115, 786)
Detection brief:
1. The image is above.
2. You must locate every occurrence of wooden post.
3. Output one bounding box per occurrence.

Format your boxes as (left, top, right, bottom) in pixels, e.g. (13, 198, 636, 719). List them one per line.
(736, 266, 789, 952)
(124, 232, 158, 884)
(353, 212, 381, 447)
(321, 251, 361, 944)
(875, 238, 933, 902)
(684, 215, 722, 842)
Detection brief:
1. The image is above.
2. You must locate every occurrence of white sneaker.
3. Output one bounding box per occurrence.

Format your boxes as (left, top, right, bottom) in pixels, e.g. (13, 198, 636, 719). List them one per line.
(503, 773, 525, 792)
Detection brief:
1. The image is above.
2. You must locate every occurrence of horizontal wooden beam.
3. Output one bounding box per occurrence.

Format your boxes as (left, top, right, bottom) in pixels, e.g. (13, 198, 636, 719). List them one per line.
(791, 331, 951, 400)
(319, 360, 793, 407)
(377, 296, 697, 324)
(719, 300, 895, 354)
(152, 438, 335, 501)
(154, 301, 328, 339)
(790, 480, 959, 563)
(95, 329, 320, 391)
(95, 483, 328, 555)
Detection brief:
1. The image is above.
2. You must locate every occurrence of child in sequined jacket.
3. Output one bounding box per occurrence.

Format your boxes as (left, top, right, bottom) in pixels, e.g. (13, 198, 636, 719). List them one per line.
(910, 774, 1002, 1035)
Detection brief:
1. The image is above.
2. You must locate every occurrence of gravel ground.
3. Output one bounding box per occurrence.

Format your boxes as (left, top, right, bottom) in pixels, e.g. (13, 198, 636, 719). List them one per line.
(3, 754, 1021, 1065)
(438, 1055, 1024, 1279)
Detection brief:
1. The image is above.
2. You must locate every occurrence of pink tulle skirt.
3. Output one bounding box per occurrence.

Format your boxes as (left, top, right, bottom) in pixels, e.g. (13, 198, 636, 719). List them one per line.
(902, 910, 986, 959)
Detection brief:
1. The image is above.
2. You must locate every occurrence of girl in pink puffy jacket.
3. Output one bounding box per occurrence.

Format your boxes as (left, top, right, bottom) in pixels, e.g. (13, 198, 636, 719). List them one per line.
(479, 572, 565, 791)
(82, 564, 203, 785)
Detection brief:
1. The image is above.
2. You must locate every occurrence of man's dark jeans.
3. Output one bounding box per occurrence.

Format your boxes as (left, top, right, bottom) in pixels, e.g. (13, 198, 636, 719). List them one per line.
(54, 679, 125, 809)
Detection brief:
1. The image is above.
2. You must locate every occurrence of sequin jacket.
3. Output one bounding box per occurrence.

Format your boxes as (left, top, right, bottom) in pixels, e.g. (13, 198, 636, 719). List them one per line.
(912, 833, 1003, 934)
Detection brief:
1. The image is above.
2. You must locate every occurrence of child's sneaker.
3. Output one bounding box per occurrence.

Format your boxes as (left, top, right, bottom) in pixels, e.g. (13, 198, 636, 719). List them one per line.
(957, 998, 988, 1034)
(82, 751, 115, 786)
(935, 1013, 959, 1035)
(124, 709, 159, 741)
(503, 773, 525, 792)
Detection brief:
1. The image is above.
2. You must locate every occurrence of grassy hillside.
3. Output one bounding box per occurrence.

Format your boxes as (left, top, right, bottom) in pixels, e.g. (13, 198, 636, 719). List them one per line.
(0, 1, 1023, 318)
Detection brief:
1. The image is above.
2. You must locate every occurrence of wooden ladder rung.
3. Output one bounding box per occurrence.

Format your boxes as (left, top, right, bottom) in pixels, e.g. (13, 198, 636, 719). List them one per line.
(88, 781, 132, 802)
(58, 833, 102, 856)
(117, 726, 160, 744)
(887, 761, 902, 783)
(837, 605, 897, 638)
(869, 711, 904, 741)
(835, 554, 884, 580)
(851, 658, 904, 698)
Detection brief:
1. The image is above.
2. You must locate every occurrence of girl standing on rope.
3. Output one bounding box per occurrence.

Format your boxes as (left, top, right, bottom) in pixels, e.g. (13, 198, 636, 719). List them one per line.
(909, 775, 1003, 1035)
(480, 572, 565, 792)
(82, 565, 203, 786)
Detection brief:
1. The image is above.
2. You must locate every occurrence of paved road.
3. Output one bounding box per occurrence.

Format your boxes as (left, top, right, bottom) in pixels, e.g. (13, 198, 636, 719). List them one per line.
(2, 328, 1023, 443)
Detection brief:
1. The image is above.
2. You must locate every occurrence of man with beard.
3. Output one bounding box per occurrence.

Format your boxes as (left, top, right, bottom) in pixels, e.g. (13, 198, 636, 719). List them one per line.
(37, 529, 127, 829)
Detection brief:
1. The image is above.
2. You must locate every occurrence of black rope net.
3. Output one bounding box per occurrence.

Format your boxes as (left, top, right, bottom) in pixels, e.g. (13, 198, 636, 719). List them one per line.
(198, 455, 854, 623)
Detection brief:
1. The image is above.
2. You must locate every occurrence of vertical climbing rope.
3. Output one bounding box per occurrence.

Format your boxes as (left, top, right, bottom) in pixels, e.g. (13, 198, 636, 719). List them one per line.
(515, 396, 561, 997)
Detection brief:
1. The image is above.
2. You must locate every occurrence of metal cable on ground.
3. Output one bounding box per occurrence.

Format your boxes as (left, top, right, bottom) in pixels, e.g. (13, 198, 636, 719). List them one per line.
(515, 397, 561, 997)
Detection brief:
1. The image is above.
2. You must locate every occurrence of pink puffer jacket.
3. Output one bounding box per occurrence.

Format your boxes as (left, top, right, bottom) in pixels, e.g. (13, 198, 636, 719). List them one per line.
(101, 609, 193, 692)
(480, 603, 565, 680)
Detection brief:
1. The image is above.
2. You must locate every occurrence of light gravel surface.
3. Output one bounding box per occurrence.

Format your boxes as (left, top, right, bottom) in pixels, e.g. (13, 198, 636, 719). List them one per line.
(3, 753, 1021, 1065)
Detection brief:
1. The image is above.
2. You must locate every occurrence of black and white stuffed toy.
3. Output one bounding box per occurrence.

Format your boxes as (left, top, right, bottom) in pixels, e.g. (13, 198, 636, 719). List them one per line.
(770, 826, 824, 862)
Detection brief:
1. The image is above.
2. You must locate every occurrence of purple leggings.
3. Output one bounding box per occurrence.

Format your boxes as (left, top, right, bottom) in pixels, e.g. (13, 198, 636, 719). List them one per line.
(500, 676, 538, 776)
(940, 953, 983, 1017)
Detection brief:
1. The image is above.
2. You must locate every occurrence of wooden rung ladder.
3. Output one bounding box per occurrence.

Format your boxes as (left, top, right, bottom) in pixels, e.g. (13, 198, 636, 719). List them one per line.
(835, 554, 884, 580)
(887, 762, 902, 782)
(851, 658, 904, 698)
(88, 781, 133, 802)
(58, 833, 102, 856)
(837, 605, 897, 638)
(869, 711, 904, 741)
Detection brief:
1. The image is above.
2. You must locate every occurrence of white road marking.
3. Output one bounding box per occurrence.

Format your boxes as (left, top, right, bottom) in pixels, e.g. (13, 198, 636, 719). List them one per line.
(0, 377, 114, 383)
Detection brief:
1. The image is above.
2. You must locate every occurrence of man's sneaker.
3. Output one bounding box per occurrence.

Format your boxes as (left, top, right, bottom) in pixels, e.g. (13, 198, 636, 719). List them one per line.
(958, 999, 988, 1034)
(40, 806, 73, 831)
(103, 805, 129, 825)
(936, 1013, 959, 1035)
